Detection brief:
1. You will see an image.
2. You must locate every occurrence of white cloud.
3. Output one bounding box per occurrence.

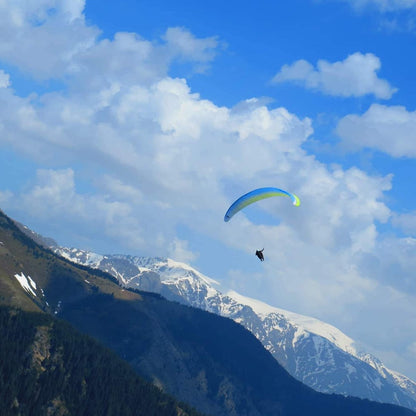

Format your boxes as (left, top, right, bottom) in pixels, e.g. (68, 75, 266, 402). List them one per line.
(168, 238, 199, 264)
(4, 169, 149, 252)
(272, 53, 397, 99)
(25, 168, 77, 209)
(355, 236, 416, 297)
(332, 0, 416, 34)
(163, 27, 219, 72)
(0, 3, 218, 81)
(0, 70, 10, 88)
(0, 0, 98, 79)
(342, 0, 416, 12)
(336, 104, 416, 157)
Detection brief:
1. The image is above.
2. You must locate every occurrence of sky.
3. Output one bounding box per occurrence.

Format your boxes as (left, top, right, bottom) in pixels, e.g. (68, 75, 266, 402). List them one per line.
(0, 0, 416, 380)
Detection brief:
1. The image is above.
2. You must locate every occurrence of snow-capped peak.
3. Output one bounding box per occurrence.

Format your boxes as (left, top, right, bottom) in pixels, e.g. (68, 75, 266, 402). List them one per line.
(150, 257, 221, 286)
(225, 290, 357, 356)
(58, 247, 104, 266)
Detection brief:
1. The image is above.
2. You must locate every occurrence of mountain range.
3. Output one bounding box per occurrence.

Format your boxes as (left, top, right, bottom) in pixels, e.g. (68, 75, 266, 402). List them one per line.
(49, 246, 416, 412)
(1, 209, 415, 415)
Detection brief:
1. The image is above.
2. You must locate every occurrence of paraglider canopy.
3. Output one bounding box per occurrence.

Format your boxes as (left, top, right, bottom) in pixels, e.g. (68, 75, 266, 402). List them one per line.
(224, 187, 300, 222)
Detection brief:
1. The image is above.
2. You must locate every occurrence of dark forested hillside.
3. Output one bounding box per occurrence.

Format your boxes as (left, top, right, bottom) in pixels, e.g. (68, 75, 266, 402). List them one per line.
(1, 209, 415, 416)
(0, 305, 203, 416)
(59, 290, 416, 416)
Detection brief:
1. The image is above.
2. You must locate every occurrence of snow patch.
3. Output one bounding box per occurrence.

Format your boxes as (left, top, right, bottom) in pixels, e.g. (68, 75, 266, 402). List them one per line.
(54, 300, 62, 315)
(27, 275, 37, 290)
(14, 272, 36, 296)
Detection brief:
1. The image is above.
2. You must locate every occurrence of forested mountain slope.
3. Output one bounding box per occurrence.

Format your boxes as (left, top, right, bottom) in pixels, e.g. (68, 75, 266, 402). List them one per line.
(0, 306, 202, 416)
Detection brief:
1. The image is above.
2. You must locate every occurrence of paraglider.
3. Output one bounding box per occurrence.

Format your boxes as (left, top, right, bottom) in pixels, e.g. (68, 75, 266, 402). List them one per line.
(224, 187, 300, 262)
(255, 248, 265, 261)
(224, 187, 300, 222)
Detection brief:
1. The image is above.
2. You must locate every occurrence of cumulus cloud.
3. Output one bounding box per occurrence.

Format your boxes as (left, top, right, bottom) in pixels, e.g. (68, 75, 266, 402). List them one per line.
(163, 27, 219, 72)
(0, 2, 218, 81)
(0, 74, 313, 254)
(0, 0, 98, 79)
(272, 52, 397, 99)
(336, 104, 416, 157)
(4, 169, 149, 251)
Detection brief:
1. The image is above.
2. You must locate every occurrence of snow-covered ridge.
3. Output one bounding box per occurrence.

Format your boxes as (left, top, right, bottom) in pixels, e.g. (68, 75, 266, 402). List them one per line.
(128, 255, 221, 286)
(51, 246, 416, 411)
(226, 289, 358, 356)
(58, 247, 104, 266)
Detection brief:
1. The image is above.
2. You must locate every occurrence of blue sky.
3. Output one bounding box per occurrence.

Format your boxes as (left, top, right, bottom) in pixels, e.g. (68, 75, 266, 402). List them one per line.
(1, 0, 416, 380)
